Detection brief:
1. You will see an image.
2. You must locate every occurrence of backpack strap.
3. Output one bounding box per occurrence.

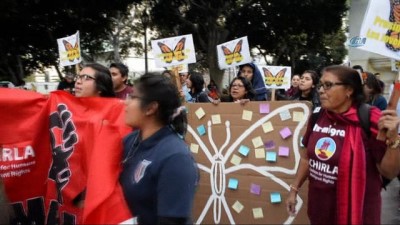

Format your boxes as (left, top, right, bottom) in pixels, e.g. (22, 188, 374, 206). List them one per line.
(357, 103, 371, 138)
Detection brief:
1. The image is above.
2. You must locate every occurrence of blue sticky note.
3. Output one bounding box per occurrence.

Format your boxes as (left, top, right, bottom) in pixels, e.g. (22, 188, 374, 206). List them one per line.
(197, 125, 206, 136)
(279, 127, 292, 139)
(228, 178, 239, 190)
(238, 145, 250, 157)
(259, 103, 270, 114)
(270, 192, 281, 203)
(266, 152, 277, 162)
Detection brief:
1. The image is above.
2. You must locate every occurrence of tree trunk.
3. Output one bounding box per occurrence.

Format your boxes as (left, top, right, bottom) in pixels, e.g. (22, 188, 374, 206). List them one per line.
(207, 28, 228, 91)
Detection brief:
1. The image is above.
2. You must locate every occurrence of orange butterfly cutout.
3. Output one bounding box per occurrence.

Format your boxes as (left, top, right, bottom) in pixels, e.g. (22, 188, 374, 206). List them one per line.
(157, 38, 186, 63)
(63, 39, 80, 62)
(221, 40, 243, 65)
(263, 68, 287, 86)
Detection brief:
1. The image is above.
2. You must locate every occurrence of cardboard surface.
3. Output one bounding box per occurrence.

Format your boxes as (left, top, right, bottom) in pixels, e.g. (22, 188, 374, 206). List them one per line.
(186, 101, 311, 224)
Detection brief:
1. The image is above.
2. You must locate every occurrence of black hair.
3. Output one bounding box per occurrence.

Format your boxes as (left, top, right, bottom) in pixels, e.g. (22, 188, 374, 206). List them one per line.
(322, 65, 365, 106)
(364, 72, 383, 95)
(228, 76, 255, 101)
(352, 65, 364, 73)
(188, 72, 205, 94)
(135, 73, 187, 137)
(83, 63, 115, 97)
(110, 62, 129, 77)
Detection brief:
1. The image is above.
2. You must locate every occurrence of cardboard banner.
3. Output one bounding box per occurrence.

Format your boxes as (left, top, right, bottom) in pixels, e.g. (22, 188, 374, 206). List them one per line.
(185, 102, 311, 224)
(151, 34, 196, 67)
(359, 0, 400, 60)
(257, 65, 292, 89)
(217, 36, 252, 69)
(0, 89, 132, 224)
(57, 31, 82, 67)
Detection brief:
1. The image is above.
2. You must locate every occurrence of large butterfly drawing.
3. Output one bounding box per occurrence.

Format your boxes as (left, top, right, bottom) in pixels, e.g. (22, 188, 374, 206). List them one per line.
(157, 37, 186, 63)
(63, 39, 80, 62)
(221, 40, 243, 65)
(186, 102, 310, 224)
(263, 68, 287, 86)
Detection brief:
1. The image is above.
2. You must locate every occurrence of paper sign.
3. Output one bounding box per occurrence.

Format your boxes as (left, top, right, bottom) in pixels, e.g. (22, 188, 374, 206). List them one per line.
(257, 65, 292, 89)
(217, 36, 252, 69)
(293, 111, 304, 122)
(280, 127, 292, 139)
(262, 121, 274, 133)
(259, 103, 270, 114)
(270, 192, 282, 203)
(279, 109, 292, 121)
(57, 31, 82, 66)
(230, 154, 242, 166)
(250, 183, 261, 195)
(190, 143, 199, 154)
(252, 136, 264, 148)
(228, 178, 239, 190)
(266, 152, 277, 162)
(211, 114, 222, 124)
(197, 125, 206, 136)
(252, 208, 264, 219)
(195, 107, 206, 119)
(151, 34, 197, 67)
(232, 201, 244, 213)
(278, 146, 290, 157)
(255, 148, 265, 159)
(242, 110, 253, 121)
(238, 145, 250, 157)
(264, 140, 276, 150)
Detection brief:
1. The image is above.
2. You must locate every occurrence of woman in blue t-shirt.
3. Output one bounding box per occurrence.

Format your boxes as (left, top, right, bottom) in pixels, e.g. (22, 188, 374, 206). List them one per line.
(120, 74, 199, 224)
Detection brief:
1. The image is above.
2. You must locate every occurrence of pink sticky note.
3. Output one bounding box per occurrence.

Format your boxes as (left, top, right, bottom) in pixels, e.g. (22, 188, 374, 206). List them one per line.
(250, 183, 261, 195)
(280, 127, 292, 139)
(278, 146, 290, 156)
(259, 103, 270, 114)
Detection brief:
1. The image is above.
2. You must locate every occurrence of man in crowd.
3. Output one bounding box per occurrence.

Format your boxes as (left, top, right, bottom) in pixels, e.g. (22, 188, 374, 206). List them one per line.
(57, 73, 75, 94)
(109, 63, 134, 99)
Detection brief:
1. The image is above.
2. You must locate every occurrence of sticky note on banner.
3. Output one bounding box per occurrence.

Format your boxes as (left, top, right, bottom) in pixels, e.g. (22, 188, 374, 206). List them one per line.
(238, 145, 250, 157)
(278, 146, 290, 157)
(259, 103, 270, 114)
(280, 127, 292, 139)
(266, 151, 277, 162)
(228, 178, 239, 189)
(232, 200, 244, 213)
(250, 183, 261, 195)
(279, 109, 291, 121)
(242, 110, 253, 121)
(252, 208, 264, 219)
(252, 136, 264, 148)
(230, 154, 242, 166)
(211, 114, 221, 124)
(197, 125, 206, 136)
(195, 107, 206, 119)
(262, 121, 274, 133)
(190, 143, 199, 154)
(255, 148, 265, 158)
(264, 140, 275, 150)
(270, 192, 282, 203)
(293, 111, 304, 122)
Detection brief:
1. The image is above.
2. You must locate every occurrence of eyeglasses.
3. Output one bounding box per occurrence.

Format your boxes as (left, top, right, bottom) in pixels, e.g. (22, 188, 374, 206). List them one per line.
(74, 74, 96, 82)
(231, 83, 244, 88)
(126, 94, 143, 101)
(317, 82, 346, 90)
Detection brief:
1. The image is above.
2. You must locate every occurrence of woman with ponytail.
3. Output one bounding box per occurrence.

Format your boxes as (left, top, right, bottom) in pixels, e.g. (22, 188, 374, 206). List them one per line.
(119, 73, 198, 224)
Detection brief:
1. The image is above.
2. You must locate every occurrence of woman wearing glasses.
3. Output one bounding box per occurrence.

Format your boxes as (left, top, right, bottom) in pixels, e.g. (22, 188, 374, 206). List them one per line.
(286, 65, 400, 224)
(74, 63, 115, 97)
(290, 70, 320, 109)
(220, 76, 255, 104)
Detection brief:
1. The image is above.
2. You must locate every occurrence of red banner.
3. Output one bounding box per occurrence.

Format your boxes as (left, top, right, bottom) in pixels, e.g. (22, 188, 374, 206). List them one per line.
(0, 89, 132, 224)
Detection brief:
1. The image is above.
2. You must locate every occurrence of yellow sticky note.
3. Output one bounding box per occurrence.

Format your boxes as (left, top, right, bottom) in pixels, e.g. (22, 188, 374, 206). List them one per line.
(195, 107, 206, 119)
(252, 207, 264, 219)
(242, 110, 253, 121)
(255, 148, 265, 159)
(252, 136, 264, 148)
(230, 154, 242, 166)
(232, 200, 244, 213)
(190, 143, 199, 154)
(211, 114, 222, 124)
(262, 121, 274, 133)
(293, 111, 304, 122)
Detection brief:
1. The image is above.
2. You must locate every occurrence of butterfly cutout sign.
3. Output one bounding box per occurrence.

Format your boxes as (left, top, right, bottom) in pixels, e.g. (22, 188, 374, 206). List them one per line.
(57, 31, 82, 67)
(217, 37, 252, 69)
(186, 102, 311, 224)
(257, 65, 291, 89)
(151, 34, 196, 67)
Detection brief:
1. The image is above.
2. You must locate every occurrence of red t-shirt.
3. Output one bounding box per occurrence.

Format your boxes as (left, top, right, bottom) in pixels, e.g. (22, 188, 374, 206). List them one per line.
(303, 107, 386, 224)
(115, 85, 134, 100)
